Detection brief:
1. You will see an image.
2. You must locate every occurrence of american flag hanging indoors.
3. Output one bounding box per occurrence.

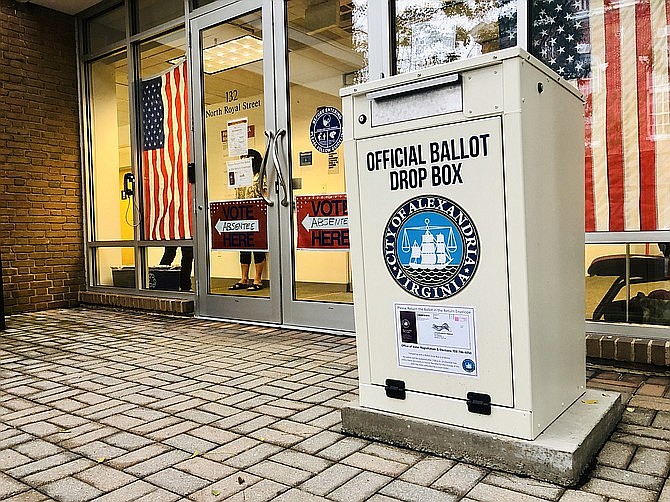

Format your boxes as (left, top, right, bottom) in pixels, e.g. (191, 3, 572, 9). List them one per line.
(141, 62, 192, 240)
(532, 0, 670, 232)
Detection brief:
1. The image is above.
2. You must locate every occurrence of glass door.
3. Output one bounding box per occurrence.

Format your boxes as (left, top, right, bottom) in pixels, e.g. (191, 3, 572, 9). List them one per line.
(192, 0, 367, 330)
(273, 0, 367, 331)
(192, 1, 280, 323)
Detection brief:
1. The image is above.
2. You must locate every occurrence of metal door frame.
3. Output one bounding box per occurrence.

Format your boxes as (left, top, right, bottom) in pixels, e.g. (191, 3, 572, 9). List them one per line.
(191, 0, 282, 323)
(191, 0, 354, 332)
(271, 0, 354, 331)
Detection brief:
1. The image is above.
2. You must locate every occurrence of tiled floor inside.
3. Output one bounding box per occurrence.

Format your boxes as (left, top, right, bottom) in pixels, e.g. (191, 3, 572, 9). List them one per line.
(1, 307, 669, 501)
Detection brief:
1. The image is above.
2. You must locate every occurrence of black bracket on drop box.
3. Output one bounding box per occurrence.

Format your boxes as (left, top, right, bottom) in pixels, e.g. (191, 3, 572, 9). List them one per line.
(466, 392, 491, 415)
(385, 379, 406, 400)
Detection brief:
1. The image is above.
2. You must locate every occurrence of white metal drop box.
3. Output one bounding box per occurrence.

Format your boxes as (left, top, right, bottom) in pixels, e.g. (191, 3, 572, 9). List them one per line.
(342, 48, 586, 440)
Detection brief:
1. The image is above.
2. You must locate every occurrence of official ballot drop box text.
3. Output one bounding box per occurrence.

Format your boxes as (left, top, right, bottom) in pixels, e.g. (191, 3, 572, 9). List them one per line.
(342, 49, 586, 440)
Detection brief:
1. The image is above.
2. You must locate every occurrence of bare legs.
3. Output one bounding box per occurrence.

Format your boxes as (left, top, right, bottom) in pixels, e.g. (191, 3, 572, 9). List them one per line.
(239, 261, 264, 286)
(237, 253, 266, 287)
(252, 260, 265, 286)
(239, 263, 251, 285)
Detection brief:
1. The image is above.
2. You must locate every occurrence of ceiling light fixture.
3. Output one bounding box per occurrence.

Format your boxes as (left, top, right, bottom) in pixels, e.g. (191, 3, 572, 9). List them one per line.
(168, 35, 263, 74)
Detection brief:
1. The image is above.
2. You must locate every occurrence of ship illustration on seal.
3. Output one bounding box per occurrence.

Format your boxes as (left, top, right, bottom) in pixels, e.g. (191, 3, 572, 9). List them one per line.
(398, 217, 460, 286)
(403, 218, 458, 269)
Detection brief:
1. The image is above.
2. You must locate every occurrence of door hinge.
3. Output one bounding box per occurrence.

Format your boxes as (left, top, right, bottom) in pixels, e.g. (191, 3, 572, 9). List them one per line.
(466, 392, 491, 415)
(385, 379, 406, 400)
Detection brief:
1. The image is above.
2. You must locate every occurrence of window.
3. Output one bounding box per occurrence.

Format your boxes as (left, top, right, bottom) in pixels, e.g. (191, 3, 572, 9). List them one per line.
(530, 0, 669, 332)
(137, 30, 194, 292)
(83, 6, 190, 292)
(193, 0, 218, 8)
(137, 31, 191, 244)
(88, 52, 133, 242)
(96, 247, 135, 287)
(135, 0, 185, 33)
(394, 0, 516, 74)
(85, 4, 126, 54)
(586, 243, 670, 326)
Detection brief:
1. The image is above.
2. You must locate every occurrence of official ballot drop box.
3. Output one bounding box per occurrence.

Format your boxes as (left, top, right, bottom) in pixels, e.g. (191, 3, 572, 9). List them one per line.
(341, 48, 586, 440)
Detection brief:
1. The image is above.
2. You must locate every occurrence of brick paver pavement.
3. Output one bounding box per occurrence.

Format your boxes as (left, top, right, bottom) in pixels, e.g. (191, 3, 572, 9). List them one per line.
(1, 307, 670, 501)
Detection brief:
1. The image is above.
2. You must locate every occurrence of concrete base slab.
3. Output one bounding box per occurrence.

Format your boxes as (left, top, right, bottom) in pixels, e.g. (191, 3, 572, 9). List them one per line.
(341, 389, 623, 486)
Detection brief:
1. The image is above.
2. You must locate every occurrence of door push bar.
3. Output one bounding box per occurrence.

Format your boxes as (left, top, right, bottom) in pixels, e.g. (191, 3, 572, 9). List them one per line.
(259, 130, 275, 207)
(272, 129, 289, 207)
(259, 129, 290, 208)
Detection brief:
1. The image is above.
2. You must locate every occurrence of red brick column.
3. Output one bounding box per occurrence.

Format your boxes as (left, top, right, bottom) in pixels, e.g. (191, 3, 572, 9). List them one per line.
(0, 0, 83, 313)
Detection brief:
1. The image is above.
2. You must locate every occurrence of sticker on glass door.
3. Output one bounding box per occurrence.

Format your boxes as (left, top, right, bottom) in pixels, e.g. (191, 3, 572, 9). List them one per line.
(310, 107, 343, 154)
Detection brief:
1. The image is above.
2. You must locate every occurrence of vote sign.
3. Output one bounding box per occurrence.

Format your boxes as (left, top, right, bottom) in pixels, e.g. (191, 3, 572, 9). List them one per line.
(210, 199, 268, 251)
(296, 194, 349, 250)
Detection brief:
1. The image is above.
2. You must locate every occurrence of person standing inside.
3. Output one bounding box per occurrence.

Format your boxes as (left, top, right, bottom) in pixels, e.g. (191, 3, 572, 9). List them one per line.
(228, 149, 267, 291)
(159, 246, 193, 291)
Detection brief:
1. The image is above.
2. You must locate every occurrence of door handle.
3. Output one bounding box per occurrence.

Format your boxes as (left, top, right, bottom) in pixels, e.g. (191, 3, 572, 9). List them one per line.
(259, 130, 275, 207)
(272, 129, 289, 207)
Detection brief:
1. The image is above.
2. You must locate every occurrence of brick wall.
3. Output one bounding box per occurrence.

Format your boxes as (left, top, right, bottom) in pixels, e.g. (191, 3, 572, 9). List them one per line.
(0, 0, 83, 314)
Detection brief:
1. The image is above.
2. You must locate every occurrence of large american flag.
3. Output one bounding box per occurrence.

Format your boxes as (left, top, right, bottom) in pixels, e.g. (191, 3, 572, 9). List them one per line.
(532, 0, 670, 232)
(141, 62, 192, 240)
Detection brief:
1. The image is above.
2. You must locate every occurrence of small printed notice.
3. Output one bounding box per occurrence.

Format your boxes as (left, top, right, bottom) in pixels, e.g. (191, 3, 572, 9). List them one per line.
(226, 158, 253, 189)
(227, 118, 249, 157)
(394, 303, 478, 377)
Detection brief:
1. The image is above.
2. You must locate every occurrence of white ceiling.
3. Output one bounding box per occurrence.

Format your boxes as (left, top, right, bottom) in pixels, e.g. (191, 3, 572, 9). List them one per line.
(27, 0, 101, 15)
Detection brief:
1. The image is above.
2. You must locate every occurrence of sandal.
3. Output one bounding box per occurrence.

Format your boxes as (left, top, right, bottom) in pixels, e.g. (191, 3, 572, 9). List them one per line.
(247, 283, 264, 291)
(228, 282, 249, 290)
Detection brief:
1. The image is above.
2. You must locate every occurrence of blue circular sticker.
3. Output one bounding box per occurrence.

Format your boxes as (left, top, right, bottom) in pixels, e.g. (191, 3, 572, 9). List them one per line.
(383, 195, 480, 300)
(462, 359, 476, 372)
(310, 107, 343, 154)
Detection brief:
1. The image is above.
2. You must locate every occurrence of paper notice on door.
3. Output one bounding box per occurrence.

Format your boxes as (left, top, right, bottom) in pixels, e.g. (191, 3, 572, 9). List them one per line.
(394, 303, 478, 377)
(227, 118, 249, 157)
(226, 158, 253, 189)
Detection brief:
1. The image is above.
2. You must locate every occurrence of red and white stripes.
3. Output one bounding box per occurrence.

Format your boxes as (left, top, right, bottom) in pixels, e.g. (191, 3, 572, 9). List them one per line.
(142, 62, 192, 240)
(584, 0, 670, 231)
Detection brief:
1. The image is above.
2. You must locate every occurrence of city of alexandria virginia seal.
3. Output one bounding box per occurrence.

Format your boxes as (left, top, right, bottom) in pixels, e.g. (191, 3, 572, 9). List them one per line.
(383, 195, 480, 300)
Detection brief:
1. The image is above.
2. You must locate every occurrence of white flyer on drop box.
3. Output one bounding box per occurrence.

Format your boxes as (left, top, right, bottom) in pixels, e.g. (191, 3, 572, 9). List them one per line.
(394, 303, 478, 377)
